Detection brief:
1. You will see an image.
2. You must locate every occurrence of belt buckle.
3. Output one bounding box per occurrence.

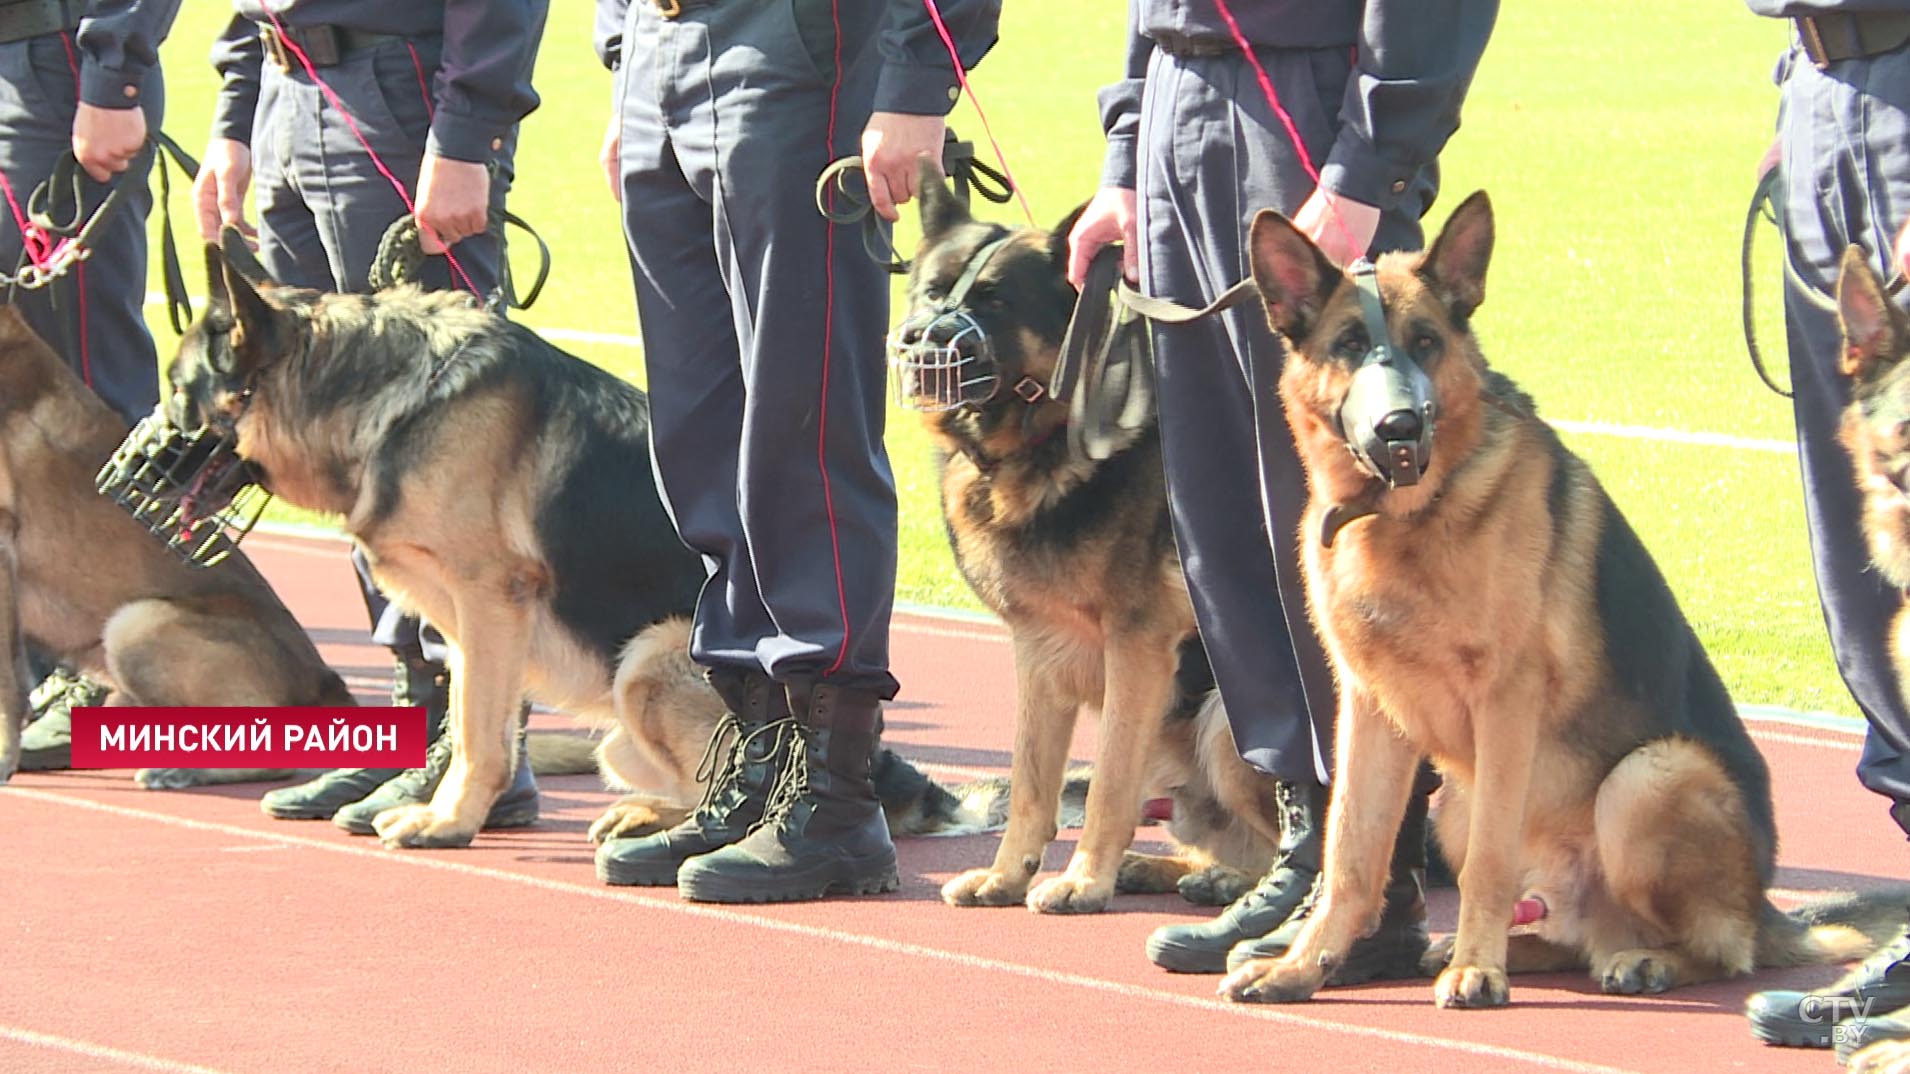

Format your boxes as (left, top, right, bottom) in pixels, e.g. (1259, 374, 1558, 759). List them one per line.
(655, 0, 682, 17)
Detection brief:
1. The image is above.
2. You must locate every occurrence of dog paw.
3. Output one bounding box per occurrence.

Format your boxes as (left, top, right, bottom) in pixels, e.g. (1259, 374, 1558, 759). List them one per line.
(588, 802, 668, 844)
(134, 767, 201, 790)
(1433, 964, 1510, 1009)
(1178, 864, 1253, 907)
(1419, 934, 1456, 977)
(1849, 1039, 1910, 1074)
(1597, 949, 1677, 995)
(372, 805, 478, 849)
(1026, 873, 1113, 914)
(1219, 956, 1323, 1004)
(941, 867, 1029, 908)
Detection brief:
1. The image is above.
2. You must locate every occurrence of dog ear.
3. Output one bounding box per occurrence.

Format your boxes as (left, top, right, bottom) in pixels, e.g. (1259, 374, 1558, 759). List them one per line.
(1837, 245, 1906, 382)
(1047, 200, 1090, 272)
(203, 241, 230, 311)
(1422, 190, 1494, 321)
(1249, 208, 1342, 339)
(917, 157, 969, 242)
(217, 228, 288, 377)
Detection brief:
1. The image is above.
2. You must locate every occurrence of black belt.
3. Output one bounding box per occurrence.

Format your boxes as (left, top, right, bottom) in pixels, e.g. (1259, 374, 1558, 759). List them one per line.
(259, 23, 405, 71)
(0, 0, 83, 46)
(1150, 32, 1234, 59)
(1795, 13, 1910, 69)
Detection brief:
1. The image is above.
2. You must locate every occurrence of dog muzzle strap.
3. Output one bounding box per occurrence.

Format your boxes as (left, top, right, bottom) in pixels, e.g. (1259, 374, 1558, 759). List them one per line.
(96, 408, 271, 568)
(889, 234, 1027, 412)
(1338, 260, 1437, 489)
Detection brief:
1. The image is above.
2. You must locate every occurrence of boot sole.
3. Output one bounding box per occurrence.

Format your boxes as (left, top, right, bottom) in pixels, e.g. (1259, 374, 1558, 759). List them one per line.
(1145, 934, 1233, 974)
(597, 851, 689, 888)
(1226, 939, 1429, 985)
(678, 855, 901, 904)
(1747, 1021, 1833, 1049)
(18, 744, 70, 771)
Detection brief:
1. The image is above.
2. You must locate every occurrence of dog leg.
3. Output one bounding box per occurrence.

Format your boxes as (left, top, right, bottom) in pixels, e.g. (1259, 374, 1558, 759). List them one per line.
(1222, 688, 1419, 1003)
(1429, 675, 1544, 1009)
(0, 519, 28, 784)
(590, 795, 691, 844)
(1115, 849, 1201, 895)
(1026, 628, 1179, 914)
(942, 633, 1082, 908)
(1423, 932, 1585, 977)
(374, 591, 534, 849)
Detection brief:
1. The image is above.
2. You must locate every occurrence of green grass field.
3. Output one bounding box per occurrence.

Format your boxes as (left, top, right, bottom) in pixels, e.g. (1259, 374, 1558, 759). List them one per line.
(141, 5, 1855, 718)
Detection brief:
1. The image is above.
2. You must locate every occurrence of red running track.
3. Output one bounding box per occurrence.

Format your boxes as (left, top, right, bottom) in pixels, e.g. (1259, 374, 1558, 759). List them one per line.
(1, 530, 1904, 1074)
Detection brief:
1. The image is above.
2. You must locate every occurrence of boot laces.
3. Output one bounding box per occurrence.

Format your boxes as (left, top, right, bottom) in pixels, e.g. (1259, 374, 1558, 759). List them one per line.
(692, 714, 789, 819)
(748, 718, 812, 833)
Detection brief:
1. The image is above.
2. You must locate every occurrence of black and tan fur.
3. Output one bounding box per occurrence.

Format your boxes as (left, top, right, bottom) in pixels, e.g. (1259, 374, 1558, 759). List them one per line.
(1221, 193, 1903, 1008)
(1833, 246, 1910, 696)
(907, 177, 1283, 914)
(170, 232, 983, 847)
(0, 306, 353, 787)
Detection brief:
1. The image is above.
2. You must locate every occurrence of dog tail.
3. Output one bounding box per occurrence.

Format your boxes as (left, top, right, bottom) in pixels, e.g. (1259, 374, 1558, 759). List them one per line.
(528, 731, 601, 777)
(882, 761, 1094, 837)
(1757, 889, 1910, 968)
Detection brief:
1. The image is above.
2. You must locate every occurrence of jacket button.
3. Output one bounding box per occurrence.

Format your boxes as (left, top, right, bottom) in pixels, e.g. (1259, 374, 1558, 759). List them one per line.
(1391, 179, 1407, 193)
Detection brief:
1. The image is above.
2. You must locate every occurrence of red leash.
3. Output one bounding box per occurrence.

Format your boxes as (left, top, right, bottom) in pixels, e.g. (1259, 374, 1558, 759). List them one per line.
(920, 0, 1033, 228)
(257, 5, 481, 299)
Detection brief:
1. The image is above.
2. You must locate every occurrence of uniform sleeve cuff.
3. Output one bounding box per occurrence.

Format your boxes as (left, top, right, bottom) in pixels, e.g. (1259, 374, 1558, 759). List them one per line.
(874, 62, 962, 116)
(1320, 137, 1415, 211)
(426, 115, 505, 165)
(1100, 134, 1138, 191)
(79, 63, 145, 110)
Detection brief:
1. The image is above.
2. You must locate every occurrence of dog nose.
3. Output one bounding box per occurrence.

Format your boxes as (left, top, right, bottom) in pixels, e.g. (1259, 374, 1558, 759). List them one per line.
(1375, 409, 1423, 442)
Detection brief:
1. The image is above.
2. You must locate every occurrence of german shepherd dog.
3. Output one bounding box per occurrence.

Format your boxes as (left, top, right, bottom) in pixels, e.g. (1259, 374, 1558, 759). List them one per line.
(1832, 246, 1910, 702)
(168, 231, 981, 848)
(901, 178, 1284, 913)
(1220, 192, 1901, 1007)
(0, 306, 354, 787)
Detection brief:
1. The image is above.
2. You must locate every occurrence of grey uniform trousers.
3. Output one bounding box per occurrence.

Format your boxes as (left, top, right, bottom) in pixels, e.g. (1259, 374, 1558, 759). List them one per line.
(1778, 46, 1910, 833)
(615, 1, 899, 696)
(0, 32, 162, 425)
(250, 37, 514, 669)
(1136, 45, 1434, 783)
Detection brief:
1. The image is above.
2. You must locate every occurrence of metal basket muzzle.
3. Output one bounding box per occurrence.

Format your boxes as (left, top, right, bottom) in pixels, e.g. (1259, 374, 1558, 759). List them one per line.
(95, 409, 271, 568)
(887, 309, 1000, 412)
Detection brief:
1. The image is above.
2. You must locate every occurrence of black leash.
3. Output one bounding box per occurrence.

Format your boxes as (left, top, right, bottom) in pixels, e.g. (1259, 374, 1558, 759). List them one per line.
(817, 127, 1014, 274)
(1742, 166, 1910, 400)
(368, 204, 552, 315)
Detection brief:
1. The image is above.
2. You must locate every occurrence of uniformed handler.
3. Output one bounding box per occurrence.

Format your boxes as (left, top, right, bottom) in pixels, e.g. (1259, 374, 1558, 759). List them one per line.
(1739, 5, 1910, 1057)
(1068, 0, 1497, 979)
(7, 0, 182, 773)
(192, 0, 549, 831)
(591, 0, 999, 903)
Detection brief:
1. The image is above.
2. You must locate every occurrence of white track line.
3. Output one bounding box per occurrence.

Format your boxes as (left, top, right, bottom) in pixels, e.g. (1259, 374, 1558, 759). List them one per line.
(0, 1025, 242, 1074)
(6, 786, 1644, 1074)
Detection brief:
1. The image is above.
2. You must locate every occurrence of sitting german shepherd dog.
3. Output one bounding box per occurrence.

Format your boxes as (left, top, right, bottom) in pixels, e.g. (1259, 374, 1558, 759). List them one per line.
(901, 176, 1283, 913)
(1832, 247, 1910, 705)
(169, 232, 978, 848)
(1220, 193, 1902, 1007)
(0, 306, 353, 786)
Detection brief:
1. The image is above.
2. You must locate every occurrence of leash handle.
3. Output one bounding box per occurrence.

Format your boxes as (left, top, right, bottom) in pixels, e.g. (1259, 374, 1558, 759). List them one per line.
(815, 126, 1021, 275)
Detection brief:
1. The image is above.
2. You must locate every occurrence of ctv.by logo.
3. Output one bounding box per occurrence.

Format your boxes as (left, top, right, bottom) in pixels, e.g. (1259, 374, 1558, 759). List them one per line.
(1799, 995, 1876, 1041)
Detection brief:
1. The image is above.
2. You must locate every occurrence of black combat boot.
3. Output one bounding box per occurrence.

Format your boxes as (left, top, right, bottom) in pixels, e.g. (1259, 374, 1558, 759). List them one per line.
(261, 656, 448, 820)
(332, 701, 540, 834)
(1748, 926, 1910, 1048)
(674, 681, 899, 903)
(18, 668, 108, 771)
(1224, 768, 1435, 982)
(1145, 779, 1325, 973)
(595, 669, 785, 886)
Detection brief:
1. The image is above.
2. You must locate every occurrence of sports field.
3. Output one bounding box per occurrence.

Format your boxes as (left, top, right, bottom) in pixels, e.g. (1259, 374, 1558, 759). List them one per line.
(143, 5, 1835, 717)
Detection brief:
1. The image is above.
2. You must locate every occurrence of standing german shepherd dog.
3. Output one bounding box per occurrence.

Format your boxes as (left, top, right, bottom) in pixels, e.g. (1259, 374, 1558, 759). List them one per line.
(0, 306, 353, 786)
(1220, 193, 1901, 1008)
(902, 178, 1284, 913)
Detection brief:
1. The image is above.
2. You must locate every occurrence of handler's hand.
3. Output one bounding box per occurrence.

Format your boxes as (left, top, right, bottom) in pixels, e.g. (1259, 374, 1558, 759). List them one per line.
(1894, 215, 1910, 283)
(860, 111, 945, 222)
(1294, 187, 1380, 268)
(600, 113, 622, 203)
(1067, 186, 1138, 289)
(193, 137, 255, 242)
(72, 103, 146, 183)
(415, 153, 490, 254)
